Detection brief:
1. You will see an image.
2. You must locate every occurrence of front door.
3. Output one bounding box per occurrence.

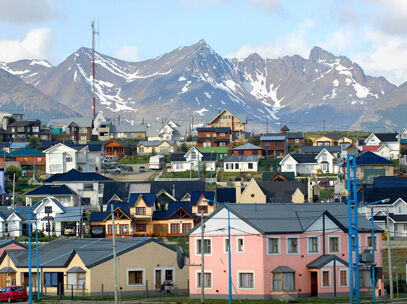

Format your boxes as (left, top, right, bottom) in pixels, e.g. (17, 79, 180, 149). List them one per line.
(311, 272, 318, 296)
(155, 270, 162, 290)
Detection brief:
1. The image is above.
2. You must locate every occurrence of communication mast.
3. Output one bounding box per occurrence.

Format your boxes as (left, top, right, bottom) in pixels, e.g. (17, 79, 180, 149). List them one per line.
(91, 21, 99, 119)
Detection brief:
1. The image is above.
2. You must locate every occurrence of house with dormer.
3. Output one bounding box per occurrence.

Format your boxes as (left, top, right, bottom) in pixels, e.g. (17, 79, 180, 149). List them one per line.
(170, 147, 217, 172)
(206, 109, 247, 141)
(363, 132, 399, 160)
(279, 149, 338, 176)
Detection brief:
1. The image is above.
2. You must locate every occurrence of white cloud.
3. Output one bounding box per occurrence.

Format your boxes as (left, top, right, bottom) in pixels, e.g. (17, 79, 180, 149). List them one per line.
(353, 28, 407, 85)
(180, 0, 280, 11)
(0, 0, 64, 24)
(247, 0, 280, 11)
(228, 19, 313, 59)
(0, 28, 55, 62)
(113, 46, 140, 62)
(319, 28, 353, 54)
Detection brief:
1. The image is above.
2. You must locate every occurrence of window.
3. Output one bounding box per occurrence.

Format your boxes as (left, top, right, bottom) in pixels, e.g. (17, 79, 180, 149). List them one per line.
(83, 184, 93, 191)
(197, 272, 212, 288)
(224, 238, 230, 253)
(44, 206, 52, 214)
(165, 269, 174, 281)
(32, 127, 40, 133)
(80, 136, 87, 141)
(308, 236, 319, 254)
(366, 235, 378, 251)
(79, 128, 88, 133)
(286, 164, 292, 170)
(238, 272, 254, 289)
(248, 163, 253, 170)
(220, 133, 225, 136)
(44, 272, 58, 287)
(328, 236, 340, 253)
(322, 270, 331, 288)
(272, 272, 294, 291)
(119, 224, 129, 234)
(128, 269, 144, 286)
(191, 151, 197, 160)
(339, 269, 348, 287)
(136, 207, 146, 215)
(170, 223, 180, 234)
(235, 163, 239, 170)
(295, 138, 299, 143)
(237, 237, 244, 253)
(198, 205, 208, 213)
(182, 223, 192, 233)
(267, 237, 280, 255)
(136, 224, 146, 232)
(359, 270, 372, 288)
(67, 272, 86, 290)
(287, 237, 299, 254)
(66, 156, 72, 162)
(197, 239, 211, 254)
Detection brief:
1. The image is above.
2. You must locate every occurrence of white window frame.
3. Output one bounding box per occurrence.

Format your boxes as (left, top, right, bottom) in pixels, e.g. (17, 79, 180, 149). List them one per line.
(321, 268, 332, 288)
(195, 237, 212, 256)
(307, 236, 321, 254)
(286, 236, 300, 255)
(237, 271, 255, 289)
(328, 235, 341, 254)
(338, 269, 349, 287)
(196, 270, 213, 289)
(237, 237, 244, 253)
(154, 267, 176, 285)
(366, 234, 379, 251)
(127, 268, 145, 286)
(267, 236, 281, 255)
(224, 237, 230, 253)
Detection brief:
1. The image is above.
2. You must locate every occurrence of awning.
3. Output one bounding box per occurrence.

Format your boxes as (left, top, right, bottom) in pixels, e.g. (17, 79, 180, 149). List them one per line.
(272, 266, 295, 273)
(307, 255, 348, 269)
(0, 267, 16, 273)
(66, 267, 86, 273)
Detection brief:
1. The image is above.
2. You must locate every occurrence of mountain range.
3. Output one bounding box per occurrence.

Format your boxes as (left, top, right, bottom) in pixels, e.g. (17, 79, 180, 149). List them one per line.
(0, 40, 405, 131)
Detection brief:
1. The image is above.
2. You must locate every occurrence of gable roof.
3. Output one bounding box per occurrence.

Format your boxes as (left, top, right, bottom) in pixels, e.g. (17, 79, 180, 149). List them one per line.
(223, 155, 258, 162)
(296, 145, 342, 154)
(8, 148, 44, 157)
(152, 202, 193, 220)
(257, 181, 307, 202)
(290, 153, 318, 164)
(196, 127, 231, 133)
(216, 188, 236, 203)
(207, 109, 247, 124)
(25, 184, 76, 196)
(190, 191, 215, 205)
(45, 169, 112, 183)
(355, 152, 394, 165)
(286, 132, 304, 139)
(233, 143, 263, 151)
(362, 145, 382, 152)
(307, 255, 348, 269)
(260, 133, 285, 141)
(374, 132, 398, 142)
(262, 171, 295, 181)
(1, 238, 176, 269)
(191, 203, 378, 235)
(128, 193, 156, 207)
(323, 132, 346, 141)
(137, 140, 176, 147)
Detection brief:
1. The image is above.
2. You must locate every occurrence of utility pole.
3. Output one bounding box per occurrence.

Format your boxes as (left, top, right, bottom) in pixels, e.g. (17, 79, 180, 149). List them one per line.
(112, 205, 118, 304)
(323, 120, 326, 134)
(91, 21, 99, 119)
(386, 211, 393, 301)
(200, 210, 205, 304)
(266, 116, 268, 133)
(12, 172, 15, 206)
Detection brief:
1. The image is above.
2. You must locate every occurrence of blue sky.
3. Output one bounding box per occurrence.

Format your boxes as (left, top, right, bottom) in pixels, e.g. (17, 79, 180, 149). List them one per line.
(1, 0, 407, 84)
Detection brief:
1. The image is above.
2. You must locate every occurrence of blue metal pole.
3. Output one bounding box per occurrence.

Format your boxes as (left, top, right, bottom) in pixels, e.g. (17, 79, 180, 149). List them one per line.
(28, 211, 32, 304)
(33, 156, 36, 183)
(346, 154, 354, 304)
(371, 208, 376, 302)
(210, 151, 213, 186)
(197, 148, 200, 179)
(35, 214, 40, 300)
(353, 156, 360, 304)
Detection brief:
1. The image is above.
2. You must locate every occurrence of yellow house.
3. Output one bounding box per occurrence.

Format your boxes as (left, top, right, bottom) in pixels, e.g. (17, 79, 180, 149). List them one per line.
(137, 140, 177, 155)
(312, 133, 353, 146)
(206, 109, 247, 140)
(236, 179, 309, 203)
(0, 238, 189, 295)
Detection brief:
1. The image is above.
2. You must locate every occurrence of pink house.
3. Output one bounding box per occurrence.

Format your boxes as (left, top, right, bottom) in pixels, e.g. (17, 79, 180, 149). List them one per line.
(188, 203, 384, 299)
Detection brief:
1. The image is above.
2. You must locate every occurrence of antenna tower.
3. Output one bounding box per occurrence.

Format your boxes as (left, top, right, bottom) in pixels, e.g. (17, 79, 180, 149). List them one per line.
(91, 21, 99, 118)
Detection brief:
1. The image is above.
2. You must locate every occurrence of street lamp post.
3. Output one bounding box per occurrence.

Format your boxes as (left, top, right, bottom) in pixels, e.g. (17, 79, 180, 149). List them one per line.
(202, 198, 232, 304)
(9, 199, 43, 303)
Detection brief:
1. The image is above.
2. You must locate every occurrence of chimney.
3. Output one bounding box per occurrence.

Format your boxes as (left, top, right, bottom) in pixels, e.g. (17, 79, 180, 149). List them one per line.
(236, 181, 242, 203)
(172, 184, 176, 198)
(307, 177, 313, 203)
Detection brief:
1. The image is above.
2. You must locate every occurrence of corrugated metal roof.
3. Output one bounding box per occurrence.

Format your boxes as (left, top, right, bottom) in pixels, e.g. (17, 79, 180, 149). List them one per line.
(224, 155, 258, 162)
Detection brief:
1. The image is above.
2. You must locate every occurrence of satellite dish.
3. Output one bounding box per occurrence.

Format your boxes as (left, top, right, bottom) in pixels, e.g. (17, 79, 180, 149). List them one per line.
(177, 246, 185, 269)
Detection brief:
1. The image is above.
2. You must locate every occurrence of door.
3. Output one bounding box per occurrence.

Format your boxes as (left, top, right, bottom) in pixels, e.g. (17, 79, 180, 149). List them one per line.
(311, 272, 318, 296)
(155, 270, 162, 290)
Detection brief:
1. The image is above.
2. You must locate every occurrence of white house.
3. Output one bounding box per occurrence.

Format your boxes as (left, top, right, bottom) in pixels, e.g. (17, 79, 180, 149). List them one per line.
(32, 197, 85, 237)
(147, 120, 188, 142)
(44, 143, 102, 176)
(170, 147, 217, 172)
(280, 149, 338, 176)
(363, 133, 399, 160)
(223, 155, 258, 172)
(44, 169, 112, 210)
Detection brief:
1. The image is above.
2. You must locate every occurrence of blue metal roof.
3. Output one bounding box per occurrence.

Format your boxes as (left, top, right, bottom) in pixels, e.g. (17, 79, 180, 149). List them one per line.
(25, 185, 75, 196)
(128, 193, 156, 207)
(152, 202, 193, 220)
(45, 169, 111, 183)
(356, 151, 394, 165)
(216, 188, 236, 203)
(190, 191, 215, 205)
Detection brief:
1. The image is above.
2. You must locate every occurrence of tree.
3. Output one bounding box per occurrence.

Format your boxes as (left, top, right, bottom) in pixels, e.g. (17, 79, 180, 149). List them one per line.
(28, 136, 41, 149)
(247, 134, 260, 146)
(6, 166, 22, 182)
(180, 143, 188, 152)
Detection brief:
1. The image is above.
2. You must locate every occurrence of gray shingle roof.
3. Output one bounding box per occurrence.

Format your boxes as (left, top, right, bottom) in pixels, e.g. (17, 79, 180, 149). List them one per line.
(307, 255, 348, 269)
(233, 143, 263, 150)
(257, 181, 307, 202)
(110, 125, 147, 133)
(191, 203, 378, 235)
(272, 266, 295, 273)
(289, 153, 318, 163)
(296, 146, 341, 154)
(2, 238, 177, 269)
(260, 133, 285, 141)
